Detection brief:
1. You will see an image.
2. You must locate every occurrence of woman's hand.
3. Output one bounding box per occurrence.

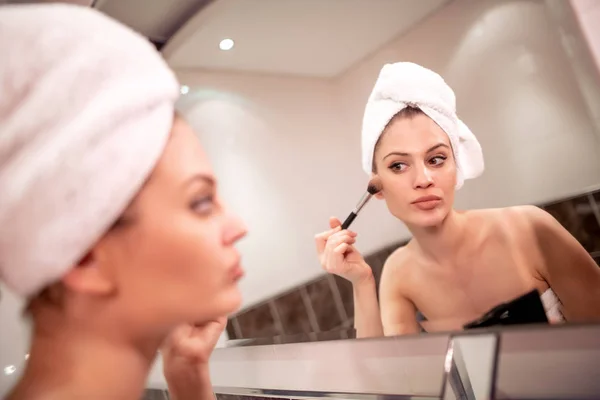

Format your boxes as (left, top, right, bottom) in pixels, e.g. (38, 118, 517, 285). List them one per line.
(162, 318, 226, 366)
(161, 318, 226, 400)
(315, 217, 373, 285)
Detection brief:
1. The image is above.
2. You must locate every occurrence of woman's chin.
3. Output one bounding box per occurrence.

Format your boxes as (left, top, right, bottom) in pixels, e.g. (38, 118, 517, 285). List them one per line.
(215, 286, 243, 316)
(183, 287, 242, 325)
(407, 210, 448, 228)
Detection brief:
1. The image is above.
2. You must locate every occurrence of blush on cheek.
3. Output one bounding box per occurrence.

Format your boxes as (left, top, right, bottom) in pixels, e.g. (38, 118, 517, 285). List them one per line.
(382, 197, 409, 223)
(381, 186, 410, 214)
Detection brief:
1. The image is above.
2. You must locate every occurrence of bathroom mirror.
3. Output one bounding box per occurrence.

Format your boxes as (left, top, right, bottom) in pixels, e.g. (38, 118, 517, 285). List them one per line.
(166, 0, 600, 345)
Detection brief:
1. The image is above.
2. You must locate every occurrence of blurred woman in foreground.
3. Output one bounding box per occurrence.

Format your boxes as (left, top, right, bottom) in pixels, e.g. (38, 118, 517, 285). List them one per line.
(0, 4, 239, 399)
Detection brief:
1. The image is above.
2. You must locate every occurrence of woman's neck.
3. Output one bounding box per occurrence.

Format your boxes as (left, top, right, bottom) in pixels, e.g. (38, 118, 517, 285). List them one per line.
(7, 312, 161, 400)
(408, 209, 467, 264)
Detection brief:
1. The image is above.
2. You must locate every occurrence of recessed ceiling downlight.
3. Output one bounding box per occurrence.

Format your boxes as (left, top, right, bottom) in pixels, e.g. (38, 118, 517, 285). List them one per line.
(219, 38, 234, 51)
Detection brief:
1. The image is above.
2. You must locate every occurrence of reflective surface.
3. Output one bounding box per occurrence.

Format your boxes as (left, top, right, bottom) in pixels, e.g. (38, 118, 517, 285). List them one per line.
(495, 324, 600, 399)
(207, 324, 600, 400)
(442, 333, 499, 400)
(213, 331, 451, 399)
(207, 0, 600, 346)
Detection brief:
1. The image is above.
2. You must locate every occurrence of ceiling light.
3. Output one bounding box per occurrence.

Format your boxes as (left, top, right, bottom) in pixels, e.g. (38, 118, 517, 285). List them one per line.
(219, 38, 234, 51)
(4, 365, 16, 376)
(180, 85, 189, 95)
(25, 354, 29, 360)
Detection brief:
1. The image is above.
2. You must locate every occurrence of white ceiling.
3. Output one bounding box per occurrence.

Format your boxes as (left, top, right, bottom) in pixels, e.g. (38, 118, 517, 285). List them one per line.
(163, 0, 451, 78)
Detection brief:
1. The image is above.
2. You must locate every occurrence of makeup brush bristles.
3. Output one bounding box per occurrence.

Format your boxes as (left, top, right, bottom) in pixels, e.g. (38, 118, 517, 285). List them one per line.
(367, 177, 382, 195)
(340, 178, 382, 230)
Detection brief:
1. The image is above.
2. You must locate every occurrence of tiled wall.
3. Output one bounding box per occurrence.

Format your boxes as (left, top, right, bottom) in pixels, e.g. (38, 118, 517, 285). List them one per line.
(543, 191, 600, 255)
(226, 189, 600, 341)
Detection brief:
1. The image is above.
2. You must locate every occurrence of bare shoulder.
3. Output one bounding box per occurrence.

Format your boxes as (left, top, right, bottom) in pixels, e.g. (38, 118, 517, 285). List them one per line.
(379, 243, 415, 292)
(463, 205, 542, 220)
(386, 243, 411, 265)
(495, 205, 561, 233)
(510, 205, 576, 245)
(383, 244, 412, 273)
(464, 205, 556, 234)
(501, 204, 551, 220)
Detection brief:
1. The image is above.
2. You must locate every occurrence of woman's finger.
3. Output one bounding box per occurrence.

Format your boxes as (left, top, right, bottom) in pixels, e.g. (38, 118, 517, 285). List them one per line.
(333, 242, 350, 255)
(329, 216, 342, 229)
(315, 226, 342, 254)
(315, 227, 341, 243)
(327, 233, 356, 249)
(324, 235, 347, 270)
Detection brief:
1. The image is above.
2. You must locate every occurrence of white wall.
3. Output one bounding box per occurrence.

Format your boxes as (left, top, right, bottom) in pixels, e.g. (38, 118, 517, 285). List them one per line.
(570, 0, 600, 73)
(175, 72, 353, 308)
(336, 0, 600, 211)
(549, 0, 600, 136)
(0, 286, 30, 398)
(176, 0, 600, 311)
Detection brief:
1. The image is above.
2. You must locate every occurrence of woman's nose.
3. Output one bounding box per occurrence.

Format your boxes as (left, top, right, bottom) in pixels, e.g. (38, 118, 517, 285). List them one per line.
(413, 163, 434, 189)
(223, 211, 248, 246)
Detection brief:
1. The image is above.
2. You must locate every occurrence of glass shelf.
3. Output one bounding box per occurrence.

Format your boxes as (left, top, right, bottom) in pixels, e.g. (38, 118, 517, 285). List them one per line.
(211, 324, 600, 400)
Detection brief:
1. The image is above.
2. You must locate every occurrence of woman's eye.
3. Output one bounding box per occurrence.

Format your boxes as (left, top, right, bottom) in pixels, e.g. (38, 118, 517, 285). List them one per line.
(190, 196, 215, 214)
(389, 162, 407, 172)
(429, 155, 447, 166)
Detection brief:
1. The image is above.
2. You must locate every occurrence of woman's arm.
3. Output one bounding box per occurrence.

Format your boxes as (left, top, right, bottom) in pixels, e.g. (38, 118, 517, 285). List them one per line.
(352, 269, 384, 338)
(315, 217, 386, 338)
(378, 255, 420, 336)
(528, 206, 600, 321)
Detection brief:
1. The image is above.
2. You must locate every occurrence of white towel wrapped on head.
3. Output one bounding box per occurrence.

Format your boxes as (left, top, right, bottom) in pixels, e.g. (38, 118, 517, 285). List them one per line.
(0, 4, 180, 297)
(361, 62, 484, 188)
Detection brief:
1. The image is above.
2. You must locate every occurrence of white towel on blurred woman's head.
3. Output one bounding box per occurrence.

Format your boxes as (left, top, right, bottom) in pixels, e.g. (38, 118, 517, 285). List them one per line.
(361, 62, 484, 188)
(0, 4, 180, 297)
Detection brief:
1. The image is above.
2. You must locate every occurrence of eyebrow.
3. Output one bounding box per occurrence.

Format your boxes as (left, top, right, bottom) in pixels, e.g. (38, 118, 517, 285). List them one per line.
(183, 173, 216, 189)
(383, 143, 451, 160)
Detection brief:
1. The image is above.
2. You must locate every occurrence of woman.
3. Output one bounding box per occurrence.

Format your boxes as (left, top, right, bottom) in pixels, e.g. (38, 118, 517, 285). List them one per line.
(316, 62, 600, 337)
(1, 4, 238, 399)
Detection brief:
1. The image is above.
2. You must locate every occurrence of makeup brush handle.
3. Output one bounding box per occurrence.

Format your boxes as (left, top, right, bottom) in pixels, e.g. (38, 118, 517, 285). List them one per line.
(341, 212, 357, 230)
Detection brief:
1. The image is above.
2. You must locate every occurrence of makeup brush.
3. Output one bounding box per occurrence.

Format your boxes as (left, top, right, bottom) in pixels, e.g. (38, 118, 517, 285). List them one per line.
(341, 177, 382, 230)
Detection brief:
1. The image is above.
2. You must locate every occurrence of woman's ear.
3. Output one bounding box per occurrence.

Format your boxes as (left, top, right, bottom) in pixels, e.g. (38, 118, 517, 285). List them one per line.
(61, 250, 115, 296)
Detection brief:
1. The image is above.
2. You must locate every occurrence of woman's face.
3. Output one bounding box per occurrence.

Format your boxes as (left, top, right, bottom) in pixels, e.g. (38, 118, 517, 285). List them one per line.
(373, 112, 457, 228)
(95, 116, 247, 334)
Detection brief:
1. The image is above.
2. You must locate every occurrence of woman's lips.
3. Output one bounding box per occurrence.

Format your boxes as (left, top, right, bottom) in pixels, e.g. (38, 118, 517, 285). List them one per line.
(229, 262, 244, 281)
(412, 195, 442, 211)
